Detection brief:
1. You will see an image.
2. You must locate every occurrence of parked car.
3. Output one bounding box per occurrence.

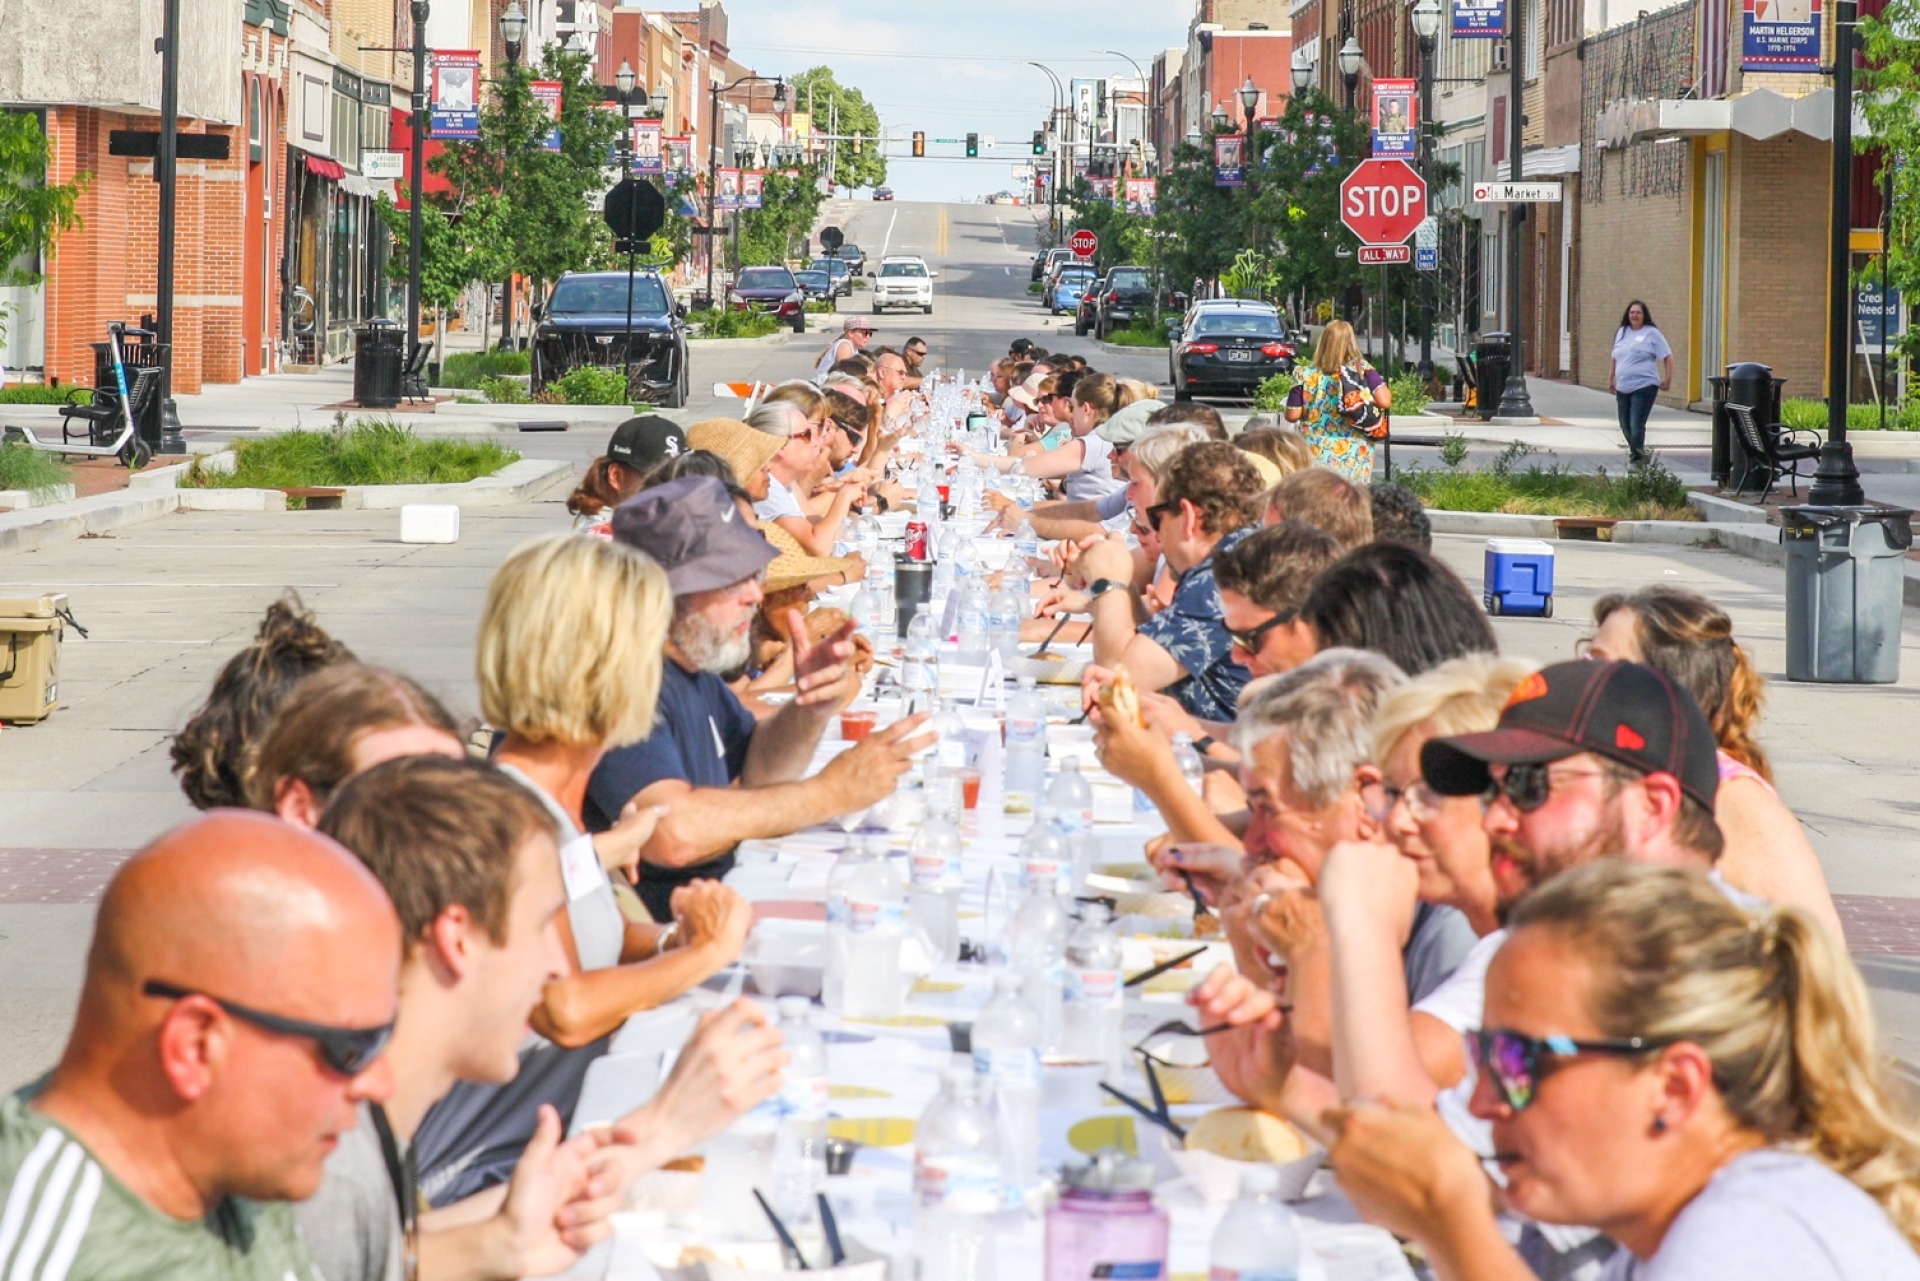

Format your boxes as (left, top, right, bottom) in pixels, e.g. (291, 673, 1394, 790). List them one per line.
(794, 268, 837, 310)
(872, 186, 895, 201)
(1092, 266, 1156, 339)
(531, 270, 690, 407)
(832, 243, 867, 273)
(1167, 300, 1297, 401)
(810, 256, 854, 298)
(1032, 246, 1075, 283)
(1048, 264, 1098, 315)
(872, 255, 935, 314)
(728, 266, 807, 333)
(1073, 283, 1100, 337)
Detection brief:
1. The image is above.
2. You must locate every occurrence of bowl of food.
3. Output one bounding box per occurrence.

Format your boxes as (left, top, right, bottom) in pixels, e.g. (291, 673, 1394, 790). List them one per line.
(1163, 1106, 1324, 1203)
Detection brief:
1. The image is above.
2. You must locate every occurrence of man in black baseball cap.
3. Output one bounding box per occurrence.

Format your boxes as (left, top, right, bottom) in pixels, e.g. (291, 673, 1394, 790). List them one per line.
(605, 414, 687, 473)
(1421, 659, 1724, 904)
(589, 477, 931, 918)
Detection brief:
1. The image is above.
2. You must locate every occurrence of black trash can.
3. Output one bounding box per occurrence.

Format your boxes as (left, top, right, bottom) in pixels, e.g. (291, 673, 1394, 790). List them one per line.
(1781, 505, 1913, 683)
(92, 336, 168, 453)
(1475, 333, 1511, 421)
(1717, 362, 1786, 492)
(353, 320, 405, 409)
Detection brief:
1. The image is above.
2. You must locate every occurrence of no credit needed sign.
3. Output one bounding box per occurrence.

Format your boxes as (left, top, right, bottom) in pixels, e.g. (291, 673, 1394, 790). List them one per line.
(1340, 158, 1428, 246)
(1069, 229, 1099, 258)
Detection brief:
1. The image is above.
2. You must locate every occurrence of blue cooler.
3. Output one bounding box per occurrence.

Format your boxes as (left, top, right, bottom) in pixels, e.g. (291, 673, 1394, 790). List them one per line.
(1484, 538, 1555, 617)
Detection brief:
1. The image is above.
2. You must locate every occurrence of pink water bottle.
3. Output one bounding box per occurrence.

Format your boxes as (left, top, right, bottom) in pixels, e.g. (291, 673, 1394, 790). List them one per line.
(1044, 1149, 1169, 1280)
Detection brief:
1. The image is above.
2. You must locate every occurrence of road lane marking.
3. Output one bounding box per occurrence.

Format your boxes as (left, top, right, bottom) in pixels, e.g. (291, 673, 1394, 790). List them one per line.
(937, 206, 949, 258)
(878, 207, 899, 259)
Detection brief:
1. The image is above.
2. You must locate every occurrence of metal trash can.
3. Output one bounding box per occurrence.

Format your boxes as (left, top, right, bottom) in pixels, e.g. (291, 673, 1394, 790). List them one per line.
(1781, 505, 1913, 684)
(0, 593, 69, 724)
(1475, 333, 1511, 420)
(353, 320, 405, 408)
(92, 336, 168, 452)
(1713, 363, 1786, 491)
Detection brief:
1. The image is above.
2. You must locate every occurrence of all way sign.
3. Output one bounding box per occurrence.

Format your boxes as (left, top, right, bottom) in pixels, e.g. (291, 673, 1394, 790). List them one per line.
(1474, 181, 1564, 203)
(1358, 245, 1412, 265)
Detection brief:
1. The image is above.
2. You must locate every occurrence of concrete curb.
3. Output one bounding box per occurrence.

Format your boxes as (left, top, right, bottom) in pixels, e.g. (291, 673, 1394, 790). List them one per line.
(1095, 338, 1166, 358)
(686, 331, 793, 347)
(0, 489, 182, 555)
(178, 488, 289, 512)
(1684, 490, 1773, 524)
(0, 484, 77, 510)
(1427, 510, 1563, 538)
(349, 458, 575, 509)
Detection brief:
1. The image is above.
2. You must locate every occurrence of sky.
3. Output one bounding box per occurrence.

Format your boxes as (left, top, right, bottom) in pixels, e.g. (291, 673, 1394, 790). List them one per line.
(716, 0, 1194, 202)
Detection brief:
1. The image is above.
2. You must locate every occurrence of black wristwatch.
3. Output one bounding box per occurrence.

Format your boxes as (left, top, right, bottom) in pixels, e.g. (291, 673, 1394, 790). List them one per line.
(1194, 735, 1217, 755)
(1086, 577, 1121, 601)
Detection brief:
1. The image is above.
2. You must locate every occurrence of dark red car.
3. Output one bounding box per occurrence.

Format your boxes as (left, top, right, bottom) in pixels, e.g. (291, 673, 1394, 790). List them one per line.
(728, 266, 807, 333)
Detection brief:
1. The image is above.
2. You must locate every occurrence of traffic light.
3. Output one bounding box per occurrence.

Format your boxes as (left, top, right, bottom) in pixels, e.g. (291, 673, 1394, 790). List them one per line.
(912, 131, 925, 157)
(965, 132, 979, 158)
(1032, 130, 1046, 155)
(851, 132, 862, 154)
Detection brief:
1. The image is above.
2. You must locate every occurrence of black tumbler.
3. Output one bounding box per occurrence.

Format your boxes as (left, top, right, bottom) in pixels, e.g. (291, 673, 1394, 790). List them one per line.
(894, 557, 933, 634)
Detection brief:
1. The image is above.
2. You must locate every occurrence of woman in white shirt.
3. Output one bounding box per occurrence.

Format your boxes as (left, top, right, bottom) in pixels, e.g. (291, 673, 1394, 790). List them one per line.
(1328, 860, 1920, 1280)
(1608, 300, 1672, 464)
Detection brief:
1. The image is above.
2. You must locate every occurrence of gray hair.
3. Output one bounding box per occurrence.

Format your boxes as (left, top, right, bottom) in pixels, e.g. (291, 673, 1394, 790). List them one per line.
(1231, 648, 1405, 806)
(747, 400, 808, 439)
(1129, 423, 1213, 486)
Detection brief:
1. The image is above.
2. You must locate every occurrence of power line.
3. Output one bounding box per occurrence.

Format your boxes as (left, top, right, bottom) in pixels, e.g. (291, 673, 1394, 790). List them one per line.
(728, 44, 1129, 64)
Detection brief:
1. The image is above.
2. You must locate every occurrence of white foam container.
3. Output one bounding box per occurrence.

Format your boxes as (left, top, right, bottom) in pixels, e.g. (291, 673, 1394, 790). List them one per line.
(400, 504, 460, 544)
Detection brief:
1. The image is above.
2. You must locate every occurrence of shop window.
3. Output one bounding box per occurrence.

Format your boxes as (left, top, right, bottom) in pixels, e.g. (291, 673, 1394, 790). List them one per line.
(249, 80, 263, 163)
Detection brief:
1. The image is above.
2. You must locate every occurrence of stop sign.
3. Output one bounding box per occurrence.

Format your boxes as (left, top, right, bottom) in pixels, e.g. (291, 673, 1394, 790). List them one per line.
(1340, 159, 1428, 245)
(1069, 229, 1099, 258)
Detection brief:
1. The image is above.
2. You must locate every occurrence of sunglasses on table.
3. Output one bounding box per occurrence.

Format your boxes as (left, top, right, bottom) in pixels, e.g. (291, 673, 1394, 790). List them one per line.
(1468, 1028, 1675, 1112)
(1225, 609, 1292, 654)
(143, 979, 395, 1077)
(1481, 761, 1617, 813)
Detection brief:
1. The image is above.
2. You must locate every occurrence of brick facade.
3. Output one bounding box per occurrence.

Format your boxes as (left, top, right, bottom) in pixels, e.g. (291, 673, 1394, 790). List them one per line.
(1576, 142, 1693, 406)
(1722, 132, 1830, 400)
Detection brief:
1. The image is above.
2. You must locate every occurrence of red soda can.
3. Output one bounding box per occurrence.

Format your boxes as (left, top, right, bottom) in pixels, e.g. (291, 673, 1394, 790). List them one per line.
(905, 520, 930, 561)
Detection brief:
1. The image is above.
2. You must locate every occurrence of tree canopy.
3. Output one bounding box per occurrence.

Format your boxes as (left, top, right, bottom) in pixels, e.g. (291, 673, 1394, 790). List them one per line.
(789, 67, 885, 192)
(0, 111, 86, 287)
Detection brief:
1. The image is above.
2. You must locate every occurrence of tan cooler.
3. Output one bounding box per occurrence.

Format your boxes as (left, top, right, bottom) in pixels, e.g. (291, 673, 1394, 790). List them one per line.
(0, 594, 68, 724)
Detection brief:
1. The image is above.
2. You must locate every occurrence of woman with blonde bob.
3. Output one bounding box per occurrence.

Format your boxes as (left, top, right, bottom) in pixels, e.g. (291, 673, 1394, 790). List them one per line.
(1284, 319, 1390, 483)
(1330, 860, 1920, 1279)
(1585, 585, 1841, 940)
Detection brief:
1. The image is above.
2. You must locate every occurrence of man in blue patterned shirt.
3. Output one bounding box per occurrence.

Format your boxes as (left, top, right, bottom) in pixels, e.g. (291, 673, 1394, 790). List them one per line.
(1053, 441, 1261, 722)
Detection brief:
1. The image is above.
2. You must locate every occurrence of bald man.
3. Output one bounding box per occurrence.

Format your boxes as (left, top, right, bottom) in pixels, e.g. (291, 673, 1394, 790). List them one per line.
(0, 811, 400, 1279)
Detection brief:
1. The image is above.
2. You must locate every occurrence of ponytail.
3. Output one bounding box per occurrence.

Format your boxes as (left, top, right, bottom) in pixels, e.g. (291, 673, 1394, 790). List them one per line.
(1720, 642, 1772, 781)
(566, 456, 638, 519)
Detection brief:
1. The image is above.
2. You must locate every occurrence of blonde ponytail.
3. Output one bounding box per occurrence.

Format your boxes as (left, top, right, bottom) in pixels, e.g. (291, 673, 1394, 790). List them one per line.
(1511, 862, 1920, 1250)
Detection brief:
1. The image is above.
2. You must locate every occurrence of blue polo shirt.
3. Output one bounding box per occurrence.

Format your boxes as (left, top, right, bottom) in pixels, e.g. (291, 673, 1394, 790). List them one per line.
(586, 659, 756, 920)
(1138, 526, 1252, 723)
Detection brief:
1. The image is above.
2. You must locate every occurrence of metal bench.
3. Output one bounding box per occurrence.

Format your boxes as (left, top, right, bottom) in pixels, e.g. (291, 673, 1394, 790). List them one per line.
(401, 342, 434, 404)
(1726, 402, 1820, 503)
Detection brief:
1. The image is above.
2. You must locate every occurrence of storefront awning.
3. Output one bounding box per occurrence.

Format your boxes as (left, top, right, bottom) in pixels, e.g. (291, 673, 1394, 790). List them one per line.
(1600, 87, 1872, 146)
(304, 154, 345, 180)
(341, 174, 375, 199)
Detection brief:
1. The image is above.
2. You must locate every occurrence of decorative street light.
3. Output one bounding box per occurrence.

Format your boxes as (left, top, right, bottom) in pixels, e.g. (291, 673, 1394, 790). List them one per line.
(498, 1, 527, 352)
(404, 0, 430, 387)
(1411, 0, 1442, 382)
(615, 60, 636, 100)
(1292, 53, 1316, 94)
(1210, 104, 1230, 133)
(1238, 77, 1261, 260)
(1238, 77, 1260, 124)
(703, 73, 786, 309)
(1338, 36, 1364, 110)
(649, 87, 669, 119)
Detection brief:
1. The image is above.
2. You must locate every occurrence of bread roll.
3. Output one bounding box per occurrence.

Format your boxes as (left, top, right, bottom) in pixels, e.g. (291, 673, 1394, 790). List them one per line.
(1182, 1107, 1310, 1163)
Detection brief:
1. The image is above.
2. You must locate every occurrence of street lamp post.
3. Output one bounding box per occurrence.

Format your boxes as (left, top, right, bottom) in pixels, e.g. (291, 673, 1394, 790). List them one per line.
(614, 60, 641, 398)
(497, 1, 526, 353)
(1493, 0, 1536, 418)
(1810, 0, 1865, 504)
(1029, 63, 1067, 239)
(1411, 0, 1441, 383)
(1339, 36, 1363, 112)
(406, 1, 429, 379)
(703, 74, 786, 312)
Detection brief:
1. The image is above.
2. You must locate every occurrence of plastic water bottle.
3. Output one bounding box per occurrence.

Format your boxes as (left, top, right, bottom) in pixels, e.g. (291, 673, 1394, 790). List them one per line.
(1013, 520, 1041, 566)
(902, 612, 939, 711)
(769, 997, 830, 1229)
(1006, 879, 1070, 1054)
(915, 1067, 1000, 1281)
(1002, 677, 1047, 816)
(1061, 903, 1124, 1074)
(1015, 820, 1070, 896)
(924, 697, 969, 796)
(909, 817, 964, 967)
(851, 582, 885, 640)
(1209, 1165, 1302, 1281)
(824, 836, 906, 1019)
(1045, 758, 1095, 833)
(972, 972, 1043, 1200)
(989, 579, 1024, 663)
(1171, 732, 1206, 795)
(956, 578, 992, 666)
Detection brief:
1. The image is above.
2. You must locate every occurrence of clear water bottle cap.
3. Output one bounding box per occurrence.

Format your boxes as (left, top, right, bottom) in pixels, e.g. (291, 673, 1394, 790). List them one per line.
(1239, 1165, 1283, 1196)
(777, 996, 812, 1021)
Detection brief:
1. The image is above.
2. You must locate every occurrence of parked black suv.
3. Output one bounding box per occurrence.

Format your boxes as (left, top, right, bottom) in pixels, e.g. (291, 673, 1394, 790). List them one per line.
(1090, 266, 1156, 340)
(531, 271, 690, 406)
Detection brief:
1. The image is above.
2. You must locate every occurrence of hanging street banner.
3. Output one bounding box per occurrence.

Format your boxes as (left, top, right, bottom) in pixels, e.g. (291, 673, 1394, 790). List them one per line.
(1371, 79, 1418, 158)
(1088, 176, 1116, 203)
(430, 50, 481, 138)
(1453, 0, 1507, 37)
(1124, 177, 1158, 215)
(716, 167, 741, 210)
(530, 80, 563, 150)
(741, 169, 766, 210)
(630, 122, 664, 175)
(1214, 134, 1245, 187)
(662, 136, 693, 177)
(1741, 0, 1820, 67)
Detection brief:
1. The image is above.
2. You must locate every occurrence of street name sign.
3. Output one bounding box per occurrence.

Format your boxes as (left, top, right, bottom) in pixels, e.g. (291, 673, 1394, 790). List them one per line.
(1340, 159, 1427, 246)
(1358, 245, 1412, 265)
(1473, 181, 1564, 202)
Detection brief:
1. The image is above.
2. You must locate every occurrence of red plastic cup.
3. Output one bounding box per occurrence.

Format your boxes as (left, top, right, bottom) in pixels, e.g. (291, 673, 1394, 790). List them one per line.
(944, 766, 983, 811)
(840, 709, 878, 742)
(937, 484, 952, 504)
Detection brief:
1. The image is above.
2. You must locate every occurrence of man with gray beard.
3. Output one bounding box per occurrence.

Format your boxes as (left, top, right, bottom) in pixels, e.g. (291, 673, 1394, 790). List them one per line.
(586, 477, 931, 919)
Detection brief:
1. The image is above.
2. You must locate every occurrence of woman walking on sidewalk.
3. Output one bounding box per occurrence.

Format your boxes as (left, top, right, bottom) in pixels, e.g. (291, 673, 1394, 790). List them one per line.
(1609, 299, 1672, 463)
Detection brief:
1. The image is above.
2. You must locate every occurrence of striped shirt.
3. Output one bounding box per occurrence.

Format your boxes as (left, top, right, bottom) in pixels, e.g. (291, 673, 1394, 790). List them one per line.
(0, 1088, 317, 1281)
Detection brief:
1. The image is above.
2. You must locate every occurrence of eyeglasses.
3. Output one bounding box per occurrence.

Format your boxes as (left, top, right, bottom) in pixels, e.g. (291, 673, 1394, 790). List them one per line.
(1482, 762, 1618, 813)
(1468, 1028, 1674, 1112)
(1226, 610, 1292, 654)
(1365, 777, 1446, 823)
(143, 980, 394, 1077)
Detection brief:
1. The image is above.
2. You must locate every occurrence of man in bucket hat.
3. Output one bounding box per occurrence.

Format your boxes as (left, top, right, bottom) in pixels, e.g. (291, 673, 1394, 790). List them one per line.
(585, 477, 931, 919)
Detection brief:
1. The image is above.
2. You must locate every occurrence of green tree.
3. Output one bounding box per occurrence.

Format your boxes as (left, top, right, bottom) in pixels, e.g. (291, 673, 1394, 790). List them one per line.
(0, 111, 86, 285)
(788, 67, 886, 193)
(1062, 184, 1149, 275)
(734, 168, 826, 267)
(1860, 2, 1920, 367)
(1245, 92, 1371, 314)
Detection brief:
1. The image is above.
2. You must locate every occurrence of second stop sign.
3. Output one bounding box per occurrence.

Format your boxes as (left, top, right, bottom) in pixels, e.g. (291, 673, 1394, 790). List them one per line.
(1340, 159, 1428, 245)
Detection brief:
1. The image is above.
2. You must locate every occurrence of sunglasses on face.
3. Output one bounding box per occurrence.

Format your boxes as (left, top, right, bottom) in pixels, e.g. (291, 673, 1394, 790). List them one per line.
(1226, 609, 1292, 654)
(1482, 762, 1615, 813)
(1468, 1028, 1674, 1111)
(144, 979, 394, 1077)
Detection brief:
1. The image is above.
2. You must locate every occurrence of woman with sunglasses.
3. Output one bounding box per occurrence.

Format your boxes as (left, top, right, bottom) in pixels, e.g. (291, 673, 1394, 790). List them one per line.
(977, 373, 1132, 502)
(1329, 860, 1920, 1279)
(1586, 586, 1840, 940)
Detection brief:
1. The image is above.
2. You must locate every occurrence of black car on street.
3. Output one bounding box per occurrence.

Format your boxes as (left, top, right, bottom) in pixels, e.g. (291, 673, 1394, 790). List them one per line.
(1168, 300, 1297, 401)
(531, 271, 690, 406)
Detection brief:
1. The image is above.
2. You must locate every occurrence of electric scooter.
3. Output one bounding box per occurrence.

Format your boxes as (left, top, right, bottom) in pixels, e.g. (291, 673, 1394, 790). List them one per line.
(2, 322, 156, 469)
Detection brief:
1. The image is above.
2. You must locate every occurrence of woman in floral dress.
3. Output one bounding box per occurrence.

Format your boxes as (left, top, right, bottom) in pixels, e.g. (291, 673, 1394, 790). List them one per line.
(1284, 319, 1390, 483)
